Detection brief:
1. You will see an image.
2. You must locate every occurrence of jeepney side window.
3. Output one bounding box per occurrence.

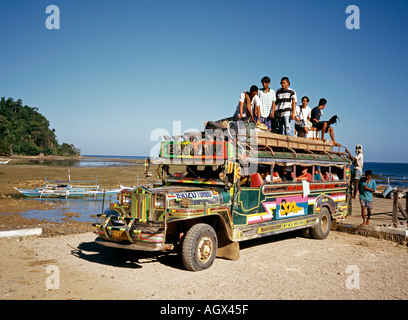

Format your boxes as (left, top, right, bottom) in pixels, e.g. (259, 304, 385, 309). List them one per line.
(331, 166, 344, 180)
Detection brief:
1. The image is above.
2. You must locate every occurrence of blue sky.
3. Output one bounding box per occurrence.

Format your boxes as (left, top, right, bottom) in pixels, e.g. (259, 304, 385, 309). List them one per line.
(0, 0, 407, 162)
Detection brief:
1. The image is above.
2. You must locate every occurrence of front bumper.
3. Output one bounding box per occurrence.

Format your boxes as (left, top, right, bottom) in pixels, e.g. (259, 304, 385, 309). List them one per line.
(95, 236, 164, 251)
(93, 213, 165, 251)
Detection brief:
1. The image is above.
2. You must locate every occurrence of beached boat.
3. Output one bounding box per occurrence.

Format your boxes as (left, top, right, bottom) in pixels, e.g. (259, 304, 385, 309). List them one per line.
(0, 159, 10, 164)
(14, 171, 123, 199)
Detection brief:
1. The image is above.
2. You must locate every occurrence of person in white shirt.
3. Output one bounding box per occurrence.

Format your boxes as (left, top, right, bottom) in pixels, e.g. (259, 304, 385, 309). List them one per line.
(295, 96, 312, 137)
(234, 85, 261, 124)
(256, 76, 276, 130)
(346, 145, 364, 200)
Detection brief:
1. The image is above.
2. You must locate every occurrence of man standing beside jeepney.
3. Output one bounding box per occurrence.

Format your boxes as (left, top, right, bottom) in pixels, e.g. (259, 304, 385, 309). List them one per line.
(257, 76, 276, 130)
(346, 144, 364, 200)
(274, 77, 297, 136)
(358, 170, 376, 226)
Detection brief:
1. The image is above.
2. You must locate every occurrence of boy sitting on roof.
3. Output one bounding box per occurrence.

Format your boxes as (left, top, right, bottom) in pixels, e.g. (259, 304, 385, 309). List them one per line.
(311, 98, 341, 146)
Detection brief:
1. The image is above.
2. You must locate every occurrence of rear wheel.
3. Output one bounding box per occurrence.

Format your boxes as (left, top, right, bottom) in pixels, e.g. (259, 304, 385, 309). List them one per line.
(182, 223, 218, 272)
(311, 207, 331, 239)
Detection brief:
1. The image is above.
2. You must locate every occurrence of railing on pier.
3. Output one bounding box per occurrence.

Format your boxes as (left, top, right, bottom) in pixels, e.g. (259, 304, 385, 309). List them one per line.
(392, 188, 408, 228)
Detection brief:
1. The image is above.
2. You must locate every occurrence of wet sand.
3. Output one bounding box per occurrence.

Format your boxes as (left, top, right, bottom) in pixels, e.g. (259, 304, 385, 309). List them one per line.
(0, 156, 154, 237)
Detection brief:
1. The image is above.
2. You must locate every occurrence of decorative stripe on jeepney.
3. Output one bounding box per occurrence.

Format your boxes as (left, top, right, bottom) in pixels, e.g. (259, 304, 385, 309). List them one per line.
(330, 194, 347, 202)
(247, 212, 273, 224)
(133, 230, 165, 243)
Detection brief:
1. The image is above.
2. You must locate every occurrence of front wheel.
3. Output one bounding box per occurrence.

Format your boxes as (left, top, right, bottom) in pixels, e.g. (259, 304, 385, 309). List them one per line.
(311, 207, 331, 239)
(182, 223, 218, 272)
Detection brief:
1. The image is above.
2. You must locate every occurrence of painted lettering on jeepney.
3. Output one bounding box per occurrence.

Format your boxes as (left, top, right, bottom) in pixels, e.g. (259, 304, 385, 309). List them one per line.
(171, 191, 214, 200)
(280, 200, 302, 216)
(277, 196, 308, 219)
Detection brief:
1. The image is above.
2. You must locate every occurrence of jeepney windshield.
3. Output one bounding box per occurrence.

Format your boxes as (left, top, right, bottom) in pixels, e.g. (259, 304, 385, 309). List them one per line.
(162, 164, 225, 182)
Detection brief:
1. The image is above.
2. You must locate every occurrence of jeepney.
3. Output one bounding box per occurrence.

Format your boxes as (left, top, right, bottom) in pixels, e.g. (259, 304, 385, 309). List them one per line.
(93, 121, 352, 271)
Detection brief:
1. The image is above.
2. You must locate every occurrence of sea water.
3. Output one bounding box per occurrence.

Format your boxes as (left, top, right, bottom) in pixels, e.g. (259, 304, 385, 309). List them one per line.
(364, 162, 408, 187)
(15, 155, 146, 167)
(20, 197, 114, 223)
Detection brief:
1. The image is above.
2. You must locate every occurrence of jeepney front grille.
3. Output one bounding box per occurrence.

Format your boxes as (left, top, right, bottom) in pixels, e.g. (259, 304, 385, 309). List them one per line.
(134, 193, 150, 222)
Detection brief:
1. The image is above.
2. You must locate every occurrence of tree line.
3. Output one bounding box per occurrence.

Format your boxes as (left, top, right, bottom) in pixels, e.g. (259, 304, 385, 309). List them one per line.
(0, 97, 80, 156)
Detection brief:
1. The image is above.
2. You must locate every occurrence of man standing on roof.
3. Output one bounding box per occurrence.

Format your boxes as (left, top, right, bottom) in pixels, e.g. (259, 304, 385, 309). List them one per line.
(295, 96, 312, 137)
(257, 76, 276, 131)
(346, 145, 364, 200)
(274, 77, 297, 136)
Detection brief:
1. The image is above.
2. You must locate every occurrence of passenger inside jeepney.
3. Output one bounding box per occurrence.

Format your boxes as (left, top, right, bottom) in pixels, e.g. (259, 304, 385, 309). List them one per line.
(320, 166, 344, 180)
(323, 167, 332, 180)
(331, 166, 343, 180)
(250, 172, 263, 188)
(259, 165, 273, 184)
(271, 164, 282, 183)
(314, 166, 324, 181)
(296, 166, 312, 182)
(281, 166, 293, 181)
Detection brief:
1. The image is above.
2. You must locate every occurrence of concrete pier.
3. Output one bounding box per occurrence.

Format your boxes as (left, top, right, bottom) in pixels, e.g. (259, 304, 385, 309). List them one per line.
(335, 196, 408, 244)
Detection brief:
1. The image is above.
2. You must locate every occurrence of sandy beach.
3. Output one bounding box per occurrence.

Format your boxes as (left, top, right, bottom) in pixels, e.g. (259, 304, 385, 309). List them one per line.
(1, 156, 407, 300)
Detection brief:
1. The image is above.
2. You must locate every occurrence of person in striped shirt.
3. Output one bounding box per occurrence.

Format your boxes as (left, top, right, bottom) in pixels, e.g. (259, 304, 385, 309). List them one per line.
(274, 77, 297, 136)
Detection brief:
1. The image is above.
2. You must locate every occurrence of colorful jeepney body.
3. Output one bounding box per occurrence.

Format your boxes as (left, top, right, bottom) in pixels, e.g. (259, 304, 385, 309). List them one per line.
(93, 125, 352, 271)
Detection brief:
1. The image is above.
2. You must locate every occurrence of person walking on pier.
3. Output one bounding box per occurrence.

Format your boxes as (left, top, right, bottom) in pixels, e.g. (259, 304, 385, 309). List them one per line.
(358, 170, 376, 226)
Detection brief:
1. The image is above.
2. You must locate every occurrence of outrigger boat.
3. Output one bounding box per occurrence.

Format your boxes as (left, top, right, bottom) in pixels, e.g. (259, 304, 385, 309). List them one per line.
(14, 170, 123, 199)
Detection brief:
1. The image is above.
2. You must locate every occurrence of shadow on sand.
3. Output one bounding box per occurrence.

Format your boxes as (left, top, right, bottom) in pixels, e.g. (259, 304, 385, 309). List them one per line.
(70, 240, 185, 270)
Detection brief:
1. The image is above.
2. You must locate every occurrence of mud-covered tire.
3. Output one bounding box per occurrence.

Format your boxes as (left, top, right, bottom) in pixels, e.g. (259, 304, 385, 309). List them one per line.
(311, 207, 331, 239)
(182, 223, 218, 272)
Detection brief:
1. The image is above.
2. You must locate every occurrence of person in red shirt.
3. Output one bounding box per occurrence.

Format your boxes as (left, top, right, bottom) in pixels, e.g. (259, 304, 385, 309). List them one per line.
(296, 167, 312, 182)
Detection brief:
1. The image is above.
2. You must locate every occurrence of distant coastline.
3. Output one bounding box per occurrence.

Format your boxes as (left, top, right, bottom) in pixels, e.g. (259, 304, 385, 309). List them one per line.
(84, 155, 148, 160)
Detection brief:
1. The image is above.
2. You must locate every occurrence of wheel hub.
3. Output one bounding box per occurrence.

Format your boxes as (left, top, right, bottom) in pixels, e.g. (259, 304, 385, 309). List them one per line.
(197, 236, 213, 263)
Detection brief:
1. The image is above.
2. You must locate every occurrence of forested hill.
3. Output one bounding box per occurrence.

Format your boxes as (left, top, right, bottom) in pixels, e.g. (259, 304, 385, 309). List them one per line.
(0, 97, 80, 156)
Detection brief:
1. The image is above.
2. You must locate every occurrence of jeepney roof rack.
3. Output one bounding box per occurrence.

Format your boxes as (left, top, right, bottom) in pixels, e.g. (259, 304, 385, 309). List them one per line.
(202, 119, 347, 157)
(154, 119, 349, 165)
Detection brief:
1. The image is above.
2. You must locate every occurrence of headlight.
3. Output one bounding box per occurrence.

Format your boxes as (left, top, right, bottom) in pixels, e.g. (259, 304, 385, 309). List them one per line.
(119, 193, 131, 205)
(154, 195, 165, 208)
(122, 195, 132, 205)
